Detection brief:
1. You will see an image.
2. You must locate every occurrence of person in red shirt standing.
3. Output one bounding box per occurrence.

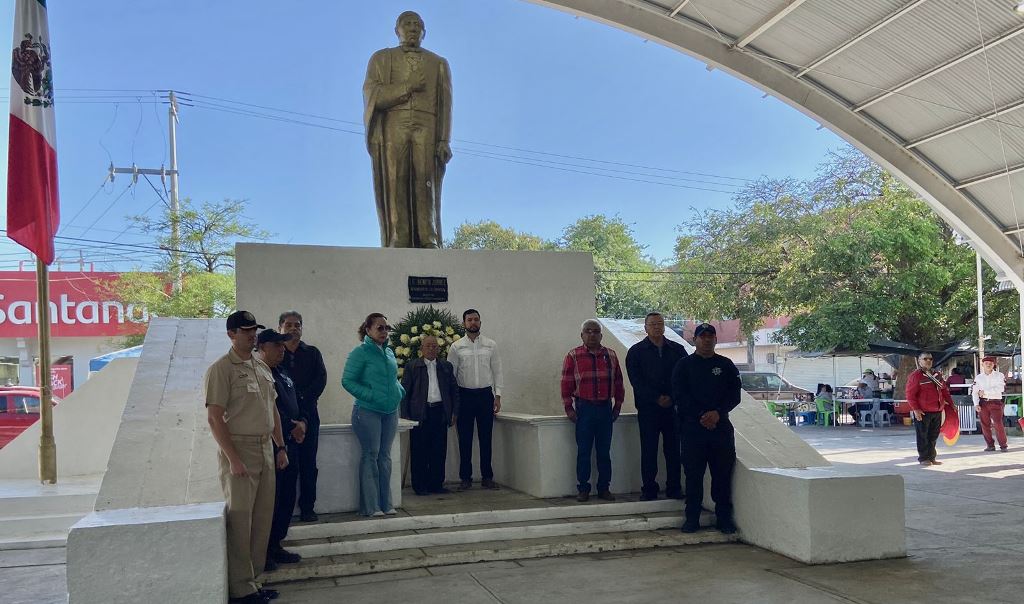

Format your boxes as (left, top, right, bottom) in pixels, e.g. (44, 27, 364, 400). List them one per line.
(906, 351, 955, 466)
(561, 319, 625, 502)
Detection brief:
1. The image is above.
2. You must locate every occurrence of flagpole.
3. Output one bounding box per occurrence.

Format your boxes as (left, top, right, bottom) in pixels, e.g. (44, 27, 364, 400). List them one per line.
(36, 258, 56, 483)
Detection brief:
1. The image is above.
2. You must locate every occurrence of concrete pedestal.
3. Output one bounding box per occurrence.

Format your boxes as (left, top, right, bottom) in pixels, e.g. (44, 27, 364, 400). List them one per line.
(235, 244, 597, 423)
(309, 420, 415, 514)
(66, 502, 226, 604)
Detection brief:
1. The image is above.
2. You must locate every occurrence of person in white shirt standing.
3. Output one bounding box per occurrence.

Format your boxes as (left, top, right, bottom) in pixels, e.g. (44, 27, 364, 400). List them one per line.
(973, 356, 1008, 452)
(448, 308, 504, 490)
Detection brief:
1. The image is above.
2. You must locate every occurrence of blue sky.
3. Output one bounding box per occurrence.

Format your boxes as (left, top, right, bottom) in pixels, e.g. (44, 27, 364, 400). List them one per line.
(1, 0, 843, 269)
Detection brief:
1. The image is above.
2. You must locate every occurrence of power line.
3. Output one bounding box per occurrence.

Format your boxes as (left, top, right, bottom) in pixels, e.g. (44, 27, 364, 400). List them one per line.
(454, 147, 743, 189)
(77, 182, 134, 239)
(456, 148, 739, 194)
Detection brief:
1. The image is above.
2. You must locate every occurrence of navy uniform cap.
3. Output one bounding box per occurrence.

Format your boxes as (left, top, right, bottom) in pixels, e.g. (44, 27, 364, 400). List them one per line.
(693, 323, 716, 337)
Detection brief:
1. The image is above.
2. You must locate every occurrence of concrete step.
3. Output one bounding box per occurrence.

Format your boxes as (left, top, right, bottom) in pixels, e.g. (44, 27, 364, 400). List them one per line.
(0, 492, 95, 518)
(266, 500, 734, 584)
(266, 519, 735, 584)
(0, 476, 100, 548)
(0, 512, 84, 536)
(286, 498, 683, 541)
(288, 511, 689, 559)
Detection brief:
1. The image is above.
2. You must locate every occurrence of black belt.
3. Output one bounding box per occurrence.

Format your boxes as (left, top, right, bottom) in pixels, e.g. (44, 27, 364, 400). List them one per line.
(427, 401, 444, 407)
(575, 398, 611, 405)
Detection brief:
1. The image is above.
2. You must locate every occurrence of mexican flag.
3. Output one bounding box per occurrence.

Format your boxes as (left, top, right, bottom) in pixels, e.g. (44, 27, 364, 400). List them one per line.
(7, 0, 59, 264)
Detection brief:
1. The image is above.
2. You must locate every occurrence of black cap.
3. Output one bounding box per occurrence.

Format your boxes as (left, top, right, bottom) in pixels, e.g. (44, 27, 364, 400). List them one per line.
(693, 323, 717, 337)
(256, 329, 293, 345)
(226, 310, 264, 331)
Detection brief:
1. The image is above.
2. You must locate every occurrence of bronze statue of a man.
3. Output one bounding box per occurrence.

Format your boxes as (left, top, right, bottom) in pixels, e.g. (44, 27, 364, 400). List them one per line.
(363, 11, 453, 248)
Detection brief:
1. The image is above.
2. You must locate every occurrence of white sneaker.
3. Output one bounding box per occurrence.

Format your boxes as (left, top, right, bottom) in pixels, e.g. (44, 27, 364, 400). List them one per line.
(383, 508, 397, 515)
(370, 511, 386, 517)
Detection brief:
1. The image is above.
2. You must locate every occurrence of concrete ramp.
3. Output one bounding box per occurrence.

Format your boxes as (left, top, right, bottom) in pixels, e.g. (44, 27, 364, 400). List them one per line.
(0, 357, 138, 480)
(68, 318, 228, 604)
(95, 318, 224, 510)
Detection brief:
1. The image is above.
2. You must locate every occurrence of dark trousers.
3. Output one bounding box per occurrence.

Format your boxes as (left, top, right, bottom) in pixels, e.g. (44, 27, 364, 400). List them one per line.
(914, 411, 943, 462)
(457, 387, 494, 481)
(268, 441, 300, 552)
(296, 408, 319, 515)
(682, 421, 735, 524)
(978, 402, 1008, 448)
(411, 404, 449, 492)
(575, 400, 614, 493)
(637, 407, 681, 497)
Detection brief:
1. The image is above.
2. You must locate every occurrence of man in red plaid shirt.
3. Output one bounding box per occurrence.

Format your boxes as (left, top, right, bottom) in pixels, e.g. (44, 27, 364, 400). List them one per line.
(561, 319, 625, 502)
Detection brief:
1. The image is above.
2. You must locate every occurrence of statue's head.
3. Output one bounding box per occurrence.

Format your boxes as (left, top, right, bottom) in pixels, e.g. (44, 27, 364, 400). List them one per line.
(395, 11, 425, 47)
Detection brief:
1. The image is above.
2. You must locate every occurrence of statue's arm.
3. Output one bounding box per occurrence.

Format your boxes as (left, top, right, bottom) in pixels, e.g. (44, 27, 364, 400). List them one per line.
(363, 52, 416, 112)
(436, 58, 453, 164)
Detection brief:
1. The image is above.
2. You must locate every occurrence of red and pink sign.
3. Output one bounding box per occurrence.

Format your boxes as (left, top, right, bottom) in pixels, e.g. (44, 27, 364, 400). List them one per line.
(0, 271, 148, 338)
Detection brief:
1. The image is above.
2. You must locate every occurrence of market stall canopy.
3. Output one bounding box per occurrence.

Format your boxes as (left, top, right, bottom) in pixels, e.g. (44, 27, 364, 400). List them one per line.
(797, 339, 922, 359)
(89, 345, 143, 372)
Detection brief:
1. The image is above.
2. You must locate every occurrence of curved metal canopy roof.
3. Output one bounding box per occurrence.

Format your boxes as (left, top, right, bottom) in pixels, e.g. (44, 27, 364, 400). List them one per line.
(531, 0, 1024, 288)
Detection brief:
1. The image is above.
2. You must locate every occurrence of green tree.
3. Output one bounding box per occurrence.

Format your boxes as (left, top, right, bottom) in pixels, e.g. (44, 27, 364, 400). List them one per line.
(448, 220, 554, 251)
(669, 147, 1019, 358)
(130, 198, 271, 274)
(108, 198, 271, 336)
(449, 216, 663, 318)
(559, 215, 662, 318)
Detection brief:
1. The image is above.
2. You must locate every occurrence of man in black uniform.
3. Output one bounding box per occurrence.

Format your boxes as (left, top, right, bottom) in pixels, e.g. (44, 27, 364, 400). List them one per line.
(671, 323, 741, 534)
(256, 329, 306, 571)
(625, 312, 688, 500)
(279, 311, 327, 522)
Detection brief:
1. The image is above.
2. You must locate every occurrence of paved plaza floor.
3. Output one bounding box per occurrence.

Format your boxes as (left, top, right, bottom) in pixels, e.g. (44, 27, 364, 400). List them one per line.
(4, 425, 1022, 603)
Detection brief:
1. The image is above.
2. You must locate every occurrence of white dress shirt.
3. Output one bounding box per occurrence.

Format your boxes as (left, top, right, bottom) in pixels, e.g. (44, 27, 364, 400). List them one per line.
(448, 334, 503, 396)
(972, 370, 1005, 404)
(424, 358, 443, 403)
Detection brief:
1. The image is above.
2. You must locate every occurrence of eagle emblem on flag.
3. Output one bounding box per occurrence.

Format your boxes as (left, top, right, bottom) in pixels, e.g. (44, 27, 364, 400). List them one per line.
(12, 33, 53, 107)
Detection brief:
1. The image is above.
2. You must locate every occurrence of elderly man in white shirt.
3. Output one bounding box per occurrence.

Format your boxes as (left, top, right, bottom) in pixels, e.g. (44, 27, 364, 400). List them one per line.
(448, 308, 504, 490)
(972, 356, 1008, 452)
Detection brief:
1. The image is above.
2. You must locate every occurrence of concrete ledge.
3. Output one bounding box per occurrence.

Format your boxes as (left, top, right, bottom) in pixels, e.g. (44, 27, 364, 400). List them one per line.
(312, 420, 415, 514)
(734, 465, 906, 563)
(444, 412, 661, 498)
(66, 502, 227, 604)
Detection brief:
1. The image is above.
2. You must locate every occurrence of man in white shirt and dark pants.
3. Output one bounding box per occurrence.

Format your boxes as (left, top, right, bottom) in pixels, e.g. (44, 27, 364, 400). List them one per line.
(448, 308, 504, 490)
(973, 356, 1008, 452)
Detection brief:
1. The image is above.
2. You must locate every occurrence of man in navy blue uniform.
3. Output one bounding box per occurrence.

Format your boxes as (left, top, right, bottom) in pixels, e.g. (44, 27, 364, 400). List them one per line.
(257, 329, 306, 572)
(671, 323, 741, 534)
(625, 312, 688, 500)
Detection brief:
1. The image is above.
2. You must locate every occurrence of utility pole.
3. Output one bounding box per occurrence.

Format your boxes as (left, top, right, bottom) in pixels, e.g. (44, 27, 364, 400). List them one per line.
(108, 90, 182, 291)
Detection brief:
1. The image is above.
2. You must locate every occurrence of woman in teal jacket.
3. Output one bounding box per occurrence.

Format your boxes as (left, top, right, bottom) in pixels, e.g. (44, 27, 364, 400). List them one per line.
(342, 312, 405, 516)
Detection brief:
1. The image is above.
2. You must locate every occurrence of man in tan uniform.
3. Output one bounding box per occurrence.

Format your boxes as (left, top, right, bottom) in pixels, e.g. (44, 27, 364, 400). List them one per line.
(205, 310, 288, 604)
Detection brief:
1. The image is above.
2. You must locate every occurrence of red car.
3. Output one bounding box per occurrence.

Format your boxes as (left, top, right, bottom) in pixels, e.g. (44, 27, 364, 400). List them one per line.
(0, 387, 60, 448)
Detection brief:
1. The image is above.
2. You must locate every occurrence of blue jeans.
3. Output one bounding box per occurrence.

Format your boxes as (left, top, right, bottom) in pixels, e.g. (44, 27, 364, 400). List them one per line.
(575, 401, 614, 493)
(351, 405, 398, 516)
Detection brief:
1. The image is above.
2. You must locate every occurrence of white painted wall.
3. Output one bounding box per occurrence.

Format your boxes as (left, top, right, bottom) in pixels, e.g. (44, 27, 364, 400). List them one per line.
(235, 244, 597, 423)
(0, 336, 132, 391)
(0, 357, 137, 479)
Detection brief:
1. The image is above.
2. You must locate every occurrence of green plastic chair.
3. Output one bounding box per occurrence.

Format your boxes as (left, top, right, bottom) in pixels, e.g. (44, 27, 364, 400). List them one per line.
(764, 401, 789, 423)
(815, 397, 835, 426)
